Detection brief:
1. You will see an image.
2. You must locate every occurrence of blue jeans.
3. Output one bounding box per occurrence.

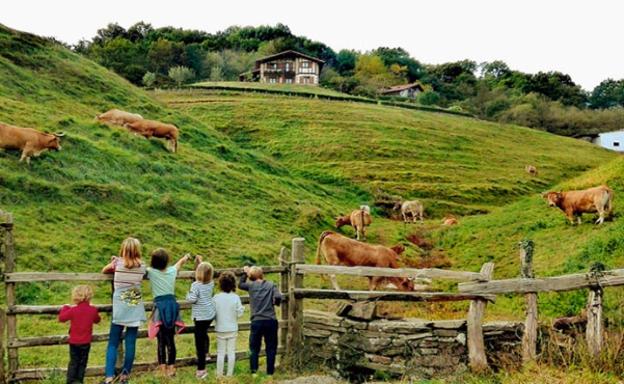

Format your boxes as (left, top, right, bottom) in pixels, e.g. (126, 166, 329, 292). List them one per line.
(104, 323, 138, 378)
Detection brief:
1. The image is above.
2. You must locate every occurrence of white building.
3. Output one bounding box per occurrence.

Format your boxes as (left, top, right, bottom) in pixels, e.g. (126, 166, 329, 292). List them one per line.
(593, 131, 624, 152)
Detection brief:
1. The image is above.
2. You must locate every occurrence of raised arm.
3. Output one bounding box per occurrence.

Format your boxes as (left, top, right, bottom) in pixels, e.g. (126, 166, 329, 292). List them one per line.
(236, 295, 244, 317)
(101, 256, 117, 274)
(58, 305, 72, 322)
(194, 255, 203, 270)
(238, 269, 250, 291)
(186, 283, 199, 303)
(174, 253, 191, 271)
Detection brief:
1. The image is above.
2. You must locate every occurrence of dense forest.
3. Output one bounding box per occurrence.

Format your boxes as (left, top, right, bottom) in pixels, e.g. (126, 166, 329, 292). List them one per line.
(73, 22, 624, 137)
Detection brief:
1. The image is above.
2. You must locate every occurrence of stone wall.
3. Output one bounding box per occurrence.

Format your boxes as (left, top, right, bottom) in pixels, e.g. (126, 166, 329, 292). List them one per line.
(303, 310, 523, 380)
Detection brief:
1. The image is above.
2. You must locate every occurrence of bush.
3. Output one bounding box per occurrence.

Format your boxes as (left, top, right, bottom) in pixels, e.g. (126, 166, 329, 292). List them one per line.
(142, 71, 156, 87)
(417, 90, 441, 106)
(168, 66, 195, 87)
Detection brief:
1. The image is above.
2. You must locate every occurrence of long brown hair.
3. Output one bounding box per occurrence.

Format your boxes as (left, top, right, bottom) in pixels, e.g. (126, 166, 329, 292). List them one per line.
(119, 237, 142, 269)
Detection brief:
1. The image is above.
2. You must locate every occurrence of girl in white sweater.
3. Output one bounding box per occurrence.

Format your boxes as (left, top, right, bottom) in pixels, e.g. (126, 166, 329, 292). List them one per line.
(213, 271, 244, 377)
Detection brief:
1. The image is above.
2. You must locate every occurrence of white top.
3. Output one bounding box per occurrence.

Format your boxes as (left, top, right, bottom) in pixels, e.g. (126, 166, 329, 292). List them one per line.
(213, 292, 244, 333)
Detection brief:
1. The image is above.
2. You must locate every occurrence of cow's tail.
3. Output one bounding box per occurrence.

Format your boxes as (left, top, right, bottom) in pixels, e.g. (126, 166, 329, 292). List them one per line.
(605, 185, 614, 214)
(315, 231, 332, 265)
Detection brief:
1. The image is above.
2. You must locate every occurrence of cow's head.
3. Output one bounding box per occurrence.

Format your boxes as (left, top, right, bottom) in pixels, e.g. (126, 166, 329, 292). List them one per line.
(543, 191, 562, 207)
(393, 201, 402, 210)
(47, 132, 65, 151)
(335, 215, 350, 228)
(390, 244, 405, 255)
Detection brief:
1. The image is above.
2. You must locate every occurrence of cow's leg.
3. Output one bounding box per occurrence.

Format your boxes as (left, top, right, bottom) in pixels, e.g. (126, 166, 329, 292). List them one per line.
(596, 207, 606, 225)
(361, 226, 366, 242)
(577, 215, 582, 225)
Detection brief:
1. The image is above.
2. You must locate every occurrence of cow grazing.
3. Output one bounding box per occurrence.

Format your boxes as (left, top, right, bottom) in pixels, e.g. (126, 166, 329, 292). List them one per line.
(95, 109, 143, 126)
(0, 122, 64, 164)
(526, 165, 538, 176)
(543, 185, 613, 225)
(335, 208, 373, 241)
(315, 231, 415, 291)
(124, 119, 179, 153)
(393, 200, 424, 223)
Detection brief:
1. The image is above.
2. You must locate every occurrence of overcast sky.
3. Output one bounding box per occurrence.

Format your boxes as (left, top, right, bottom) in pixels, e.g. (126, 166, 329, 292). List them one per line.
(2, 0, 622, 90)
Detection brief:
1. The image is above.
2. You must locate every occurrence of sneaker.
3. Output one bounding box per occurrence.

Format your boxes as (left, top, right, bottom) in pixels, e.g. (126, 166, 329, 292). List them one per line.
(196, 370, 208, 379)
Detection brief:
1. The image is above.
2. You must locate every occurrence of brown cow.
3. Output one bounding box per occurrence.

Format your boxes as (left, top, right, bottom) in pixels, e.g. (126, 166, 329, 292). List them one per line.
(315, 231, 415, 291)
(543, 185, 613, 225)
(442, 216, 459, 226)
(0, 122, 64, 164)
(526, 165, 538, 176)
(335, 208, 373, 241)
(124, 119, 179, 153)
(95, 109, 143, 126)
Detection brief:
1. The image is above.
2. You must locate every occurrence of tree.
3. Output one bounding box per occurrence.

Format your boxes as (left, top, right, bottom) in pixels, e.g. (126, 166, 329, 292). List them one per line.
(590, 79, 624, 109)
(417, 91, 441, 106)
(373, 47, 425, 81)
(142, 72, 156, 87)
(168, 66, 195, 87)
(335, 49, 358, 75)
(148, 38, 184, 74)
(209, 66, 223, 81)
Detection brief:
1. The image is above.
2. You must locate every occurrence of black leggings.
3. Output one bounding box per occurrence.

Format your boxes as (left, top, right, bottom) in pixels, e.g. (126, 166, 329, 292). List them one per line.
(157, 327, 176, 365)
(194, 319, 213, 370)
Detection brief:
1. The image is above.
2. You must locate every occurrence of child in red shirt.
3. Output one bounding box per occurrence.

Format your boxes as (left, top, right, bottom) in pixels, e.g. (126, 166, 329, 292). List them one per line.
(58, 285, 101, 384)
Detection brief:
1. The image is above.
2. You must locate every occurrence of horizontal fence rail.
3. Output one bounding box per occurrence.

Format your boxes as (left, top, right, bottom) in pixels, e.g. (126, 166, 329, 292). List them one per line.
(12, 347, 285, 381)
(8, 321, 288, 349)
(4, 266, 286, 283)
(297, 264, 487, 282)
(458, 268, 624, 295)
(294, 288, 496, 303)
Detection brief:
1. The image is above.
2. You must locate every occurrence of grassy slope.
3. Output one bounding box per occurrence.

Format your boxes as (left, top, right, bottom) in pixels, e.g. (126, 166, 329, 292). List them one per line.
(192, 80, 358, 98)
(158, 90, 613, 217)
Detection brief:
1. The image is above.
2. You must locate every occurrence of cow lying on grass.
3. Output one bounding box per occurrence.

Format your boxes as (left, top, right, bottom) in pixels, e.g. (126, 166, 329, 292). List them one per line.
(95, 109, 143, 126)
(543, 185, 613, 225)
(335, 208, 372, 241)
(315, 231, 415, 291)
(0, 122, 64, 164)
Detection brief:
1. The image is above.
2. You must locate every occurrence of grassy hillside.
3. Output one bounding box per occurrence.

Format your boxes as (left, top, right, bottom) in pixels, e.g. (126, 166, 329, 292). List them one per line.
(157, 89, 614, 217)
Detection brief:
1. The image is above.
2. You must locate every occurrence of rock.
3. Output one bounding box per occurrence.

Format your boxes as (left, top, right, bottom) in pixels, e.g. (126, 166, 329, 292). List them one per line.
(342, 318, 368, 330)
(431, 320, 466, 329)
(304, 310, 343, 327)
(369, 319, 432, 333)
(337, 301, 379, 321)
(303, 328, 332, 338)
(434, 329, 459, 337)
(366, 353, 392, 365)
(482, 321, 523, 332)
(418, 348, 439, 355)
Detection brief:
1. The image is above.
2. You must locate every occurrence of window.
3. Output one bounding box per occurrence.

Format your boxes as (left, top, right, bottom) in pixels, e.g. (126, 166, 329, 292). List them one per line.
(301, 60, 309, 68)
(270, 62, 277, 69)
(269, 77, 277, 84)
(285, 78, 293, 84)
(614, 141, 620, 147)
(285, 62, 291, 71)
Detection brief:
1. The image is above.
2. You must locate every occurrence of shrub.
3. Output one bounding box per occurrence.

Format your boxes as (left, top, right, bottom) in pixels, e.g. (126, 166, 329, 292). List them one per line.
(142, 71, 156, 87)
(168, 66, 195, 87)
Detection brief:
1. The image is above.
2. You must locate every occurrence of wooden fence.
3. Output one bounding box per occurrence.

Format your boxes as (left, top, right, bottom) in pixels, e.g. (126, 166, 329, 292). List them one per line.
(0, 211, 291, 382)
(2, 210, 624, 381)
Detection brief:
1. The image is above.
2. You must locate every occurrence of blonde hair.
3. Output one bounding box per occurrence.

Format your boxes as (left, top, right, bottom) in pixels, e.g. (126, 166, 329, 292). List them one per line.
(248, 266, 264, 281)
(72, 285, 94, 304)
(119, 237, 142, 269)
(195, 261, 214, 284)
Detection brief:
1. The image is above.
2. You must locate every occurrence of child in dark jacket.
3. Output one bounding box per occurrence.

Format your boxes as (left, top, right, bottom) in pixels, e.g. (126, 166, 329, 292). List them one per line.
(58, 285, 101, 384)
(239, 266, 282, 375)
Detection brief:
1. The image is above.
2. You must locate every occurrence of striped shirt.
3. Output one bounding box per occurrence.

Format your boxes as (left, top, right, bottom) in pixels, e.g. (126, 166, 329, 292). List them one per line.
(186, 281, 216, 321)
(113, 259, 146, 290)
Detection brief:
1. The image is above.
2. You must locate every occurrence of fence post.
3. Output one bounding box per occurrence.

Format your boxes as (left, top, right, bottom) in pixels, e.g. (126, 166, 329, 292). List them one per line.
(586, 287, 603, 357)
(279, 247, 290, 353)
(0, 308, 5, 384)
(1, 212, 17, 379)
(520, 240, 538, 363)
(286, 238, 304, 369)
(467, 262, 494, 372)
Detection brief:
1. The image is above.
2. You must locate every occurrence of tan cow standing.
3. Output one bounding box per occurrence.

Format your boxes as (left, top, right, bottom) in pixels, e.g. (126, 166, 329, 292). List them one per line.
(0, 122, 64, 164)
(124, 119, 179, 153)
(543, 185, 613, 225)
(95, 109, 143, 126)
(315, 231, 414, 291)
(335, 208, 373, 241)
(394, 200, 424, 223)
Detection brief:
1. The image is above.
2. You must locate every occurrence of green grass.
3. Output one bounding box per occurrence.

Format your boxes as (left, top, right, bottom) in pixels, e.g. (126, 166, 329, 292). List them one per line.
(191, 81, 358, 98)
(1, 23, 623, 382)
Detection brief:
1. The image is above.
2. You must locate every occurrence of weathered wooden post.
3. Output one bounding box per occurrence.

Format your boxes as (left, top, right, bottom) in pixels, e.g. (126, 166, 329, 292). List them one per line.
(520, 240, 538, 363)
(467, 262, 494, 372)
(1, 212, 17, 379)
(286, 238, 304, 369)
(0, 307, 5, 384)
(279, 247, 290, 352)
(586, 287, 603, 357)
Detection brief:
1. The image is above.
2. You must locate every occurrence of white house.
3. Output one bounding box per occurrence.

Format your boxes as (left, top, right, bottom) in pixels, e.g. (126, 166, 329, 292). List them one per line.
(593, 131, 624, 152)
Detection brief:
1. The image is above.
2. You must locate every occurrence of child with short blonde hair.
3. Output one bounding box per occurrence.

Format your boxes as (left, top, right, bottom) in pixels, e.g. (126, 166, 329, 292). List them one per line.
(59, 285, 100, 384)
(186, 256, 217, 379)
